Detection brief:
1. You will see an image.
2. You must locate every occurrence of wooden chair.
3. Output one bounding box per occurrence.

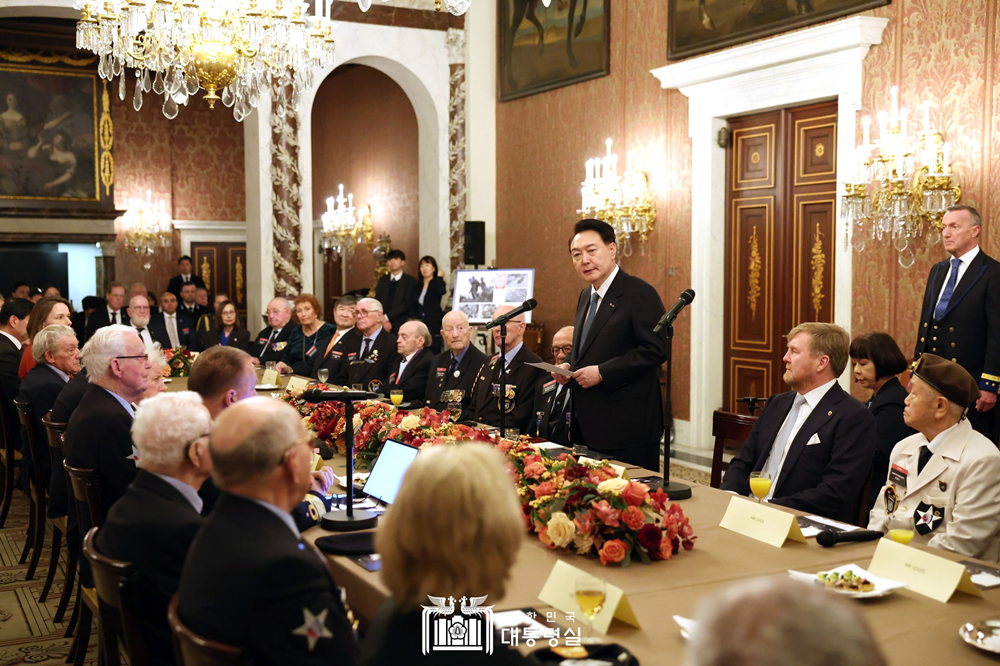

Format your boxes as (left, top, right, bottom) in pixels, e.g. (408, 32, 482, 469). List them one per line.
(83, 527, 145, 666)
(856, 473, 873, 528)
(168, 594, 248, 666)
(711, 410, 758, 488)
(64, 462, 105, 666)
(523, 323, 544, 355)
(41, 413, 75, 621)
(0, 387, 21, 529)
(13, 398, 48, 581)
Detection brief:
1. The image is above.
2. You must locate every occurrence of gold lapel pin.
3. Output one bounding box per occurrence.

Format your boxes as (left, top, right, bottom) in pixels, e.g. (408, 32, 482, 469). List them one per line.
(827, 410, 833, 416)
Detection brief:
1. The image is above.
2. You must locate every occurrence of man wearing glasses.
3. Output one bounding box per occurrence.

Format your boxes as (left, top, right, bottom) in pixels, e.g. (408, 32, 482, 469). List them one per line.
(528, 326, 574, 445)
(423, 310, 487, 413)
(333, 298, 398, 393)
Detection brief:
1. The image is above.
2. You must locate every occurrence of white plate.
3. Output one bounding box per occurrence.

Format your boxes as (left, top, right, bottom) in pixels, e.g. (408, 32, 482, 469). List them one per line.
(162, 378, 172, 384)
(672, 615, 696, 640)
(788, 564, 906, 599)
(959, 620, 1000, 654)
(255, 384, 283, 390)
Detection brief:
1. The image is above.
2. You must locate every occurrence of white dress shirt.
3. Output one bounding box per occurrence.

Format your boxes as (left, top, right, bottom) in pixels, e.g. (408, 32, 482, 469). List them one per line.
(0, 330, 21, 350)
(107, 306, 122, 325)
(587, 264, 620, 320)
(151, 472, 204, 513)
(132, 324, 153, 347)
(163, 313, 181, 349)
(48, 365, 71, 383)
(936, 245, 980, 307)
(396, 350, 418, 381)
(766, 378, 838, 499)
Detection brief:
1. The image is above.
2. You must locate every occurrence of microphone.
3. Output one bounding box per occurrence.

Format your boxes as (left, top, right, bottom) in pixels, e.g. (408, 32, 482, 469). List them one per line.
(816, 529, 885, 548)
(653, 289, 695, 333)
(485, 299, 538, 329)
(300, 388, 380, 403)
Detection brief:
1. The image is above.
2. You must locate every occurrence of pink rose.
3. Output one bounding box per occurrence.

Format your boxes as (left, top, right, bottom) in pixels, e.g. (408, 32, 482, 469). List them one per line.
(621, 481, 650, 507)
(649, 487, 669, 512)
(523, 462, 547, 479)
(656, 538, 673, 561)
(590, 499, 620, 527)
(599, 539, 628, 566)
(622, 505, 645, 531)
(534, 480, 558, 499)
(522, 454, 542, 467)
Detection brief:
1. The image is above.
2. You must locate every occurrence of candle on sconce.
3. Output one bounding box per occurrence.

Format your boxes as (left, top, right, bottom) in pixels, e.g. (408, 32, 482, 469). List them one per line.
(627, 151, 634, 173)
(943, 142, 950, 173)
(862, 116, 871, 147)
(878, 111, 888, 143)
(890, 86, 899, 119)
(605, 138, 613, 158)
(900, 107, 908, 140)
(922, 100, 931, 133)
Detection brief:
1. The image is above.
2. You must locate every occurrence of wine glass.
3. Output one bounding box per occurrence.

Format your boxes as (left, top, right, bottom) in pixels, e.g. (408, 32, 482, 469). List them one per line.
(749, 471, 771, 503)
(447, 401, 462, 423)
(317, 369, 329, 384)
(504, 427, 520, 440)
(886, 511, 915, 545)
(270, 392, 282, 400)
(390, 390, 404, 407)
(574, 575, 606, 644)
(352, 383, 363, 391)
(265, 361, 276, 373)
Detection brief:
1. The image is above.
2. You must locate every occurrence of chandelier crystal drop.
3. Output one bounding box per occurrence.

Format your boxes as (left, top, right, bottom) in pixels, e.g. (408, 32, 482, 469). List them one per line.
(122, 189, 173, 270)
(321, 184, 374, 260)
(579, 139, 657, 257)
(75, 0, 337, 121)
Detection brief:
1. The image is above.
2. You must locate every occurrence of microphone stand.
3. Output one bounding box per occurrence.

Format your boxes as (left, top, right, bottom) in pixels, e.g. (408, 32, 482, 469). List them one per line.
(498, 321, 508, 439)
(659, 320, 692, 501)
(318, 392, 380, 531)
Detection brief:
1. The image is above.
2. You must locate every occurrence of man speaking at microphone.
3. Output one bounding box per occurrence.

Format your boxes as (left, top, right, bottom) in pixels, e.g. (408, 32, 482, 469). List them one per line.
(555, 219, 669, 469)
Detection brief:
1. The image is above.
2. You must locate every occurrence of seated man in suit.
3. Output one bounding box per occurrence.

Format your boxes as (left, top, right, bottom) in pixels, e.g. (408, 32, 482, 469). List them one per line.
(249, 297, 298, 367)
(312, 296, 361, 380)
(166, 255, 206, 298)
(95, 391, 212, 666)
(528, 326, 574, 445)
(469, 305, 545, 434)
(17, 325, 79, 493)
(178, 398, 359, 665)
(424, 310, 487, 413)
(85, 282, 129, 341)
(48, 367, 89, 520)
(149, 291, 199, 351)
(373, 250, 417, 333)
(386, 320, 433, 404)
(178, 282, 210, 321)
(127, 294, 155, 347)
(869, 354, 1000, 560)
(721, 323, 877, 524)
(334, 298, 398, 394)
(0, 298, 32, 404)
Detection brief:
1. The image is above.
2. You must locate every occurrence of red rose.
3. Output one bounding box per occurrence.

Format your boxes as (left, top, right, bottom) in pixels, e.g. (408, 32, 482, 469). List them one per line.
(599, 539, 628, 566)
(622, 505, 645, 531)
(621, 481, 650, 507)
(637, 524, 662, 552)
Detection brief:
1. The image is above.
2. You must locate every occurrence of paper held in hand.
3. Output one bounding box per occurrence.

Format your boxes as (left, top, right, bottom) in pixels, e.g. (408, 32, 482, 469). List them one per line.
(539, 560, 640, 634)
(867, 537, 983, 603)
(526, 361, 573, 378)
(719, 496, 806, 548)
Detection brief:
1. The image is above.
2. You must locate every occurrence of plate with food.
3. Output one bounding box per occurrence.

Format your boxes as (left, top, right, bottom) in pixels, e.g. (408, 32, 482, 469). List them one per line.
(788, 564, 906, 599)
(255, 384, 283, 391)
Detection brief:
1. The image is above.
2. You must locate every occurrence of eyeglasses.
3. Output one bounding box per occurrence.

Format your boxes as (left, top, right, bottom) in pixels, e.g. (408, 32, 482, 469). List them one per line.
(551, 345, 573, 355)
(355, 309, 380, 317)
(115, 354, 149, 362)
(130, 305, 150, 312)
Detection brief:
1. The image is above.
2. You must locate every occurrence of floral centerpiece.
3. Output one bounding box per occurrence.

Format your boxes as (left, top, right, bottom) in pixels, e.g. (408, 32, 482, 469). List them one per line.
(163, 347, 195, 378)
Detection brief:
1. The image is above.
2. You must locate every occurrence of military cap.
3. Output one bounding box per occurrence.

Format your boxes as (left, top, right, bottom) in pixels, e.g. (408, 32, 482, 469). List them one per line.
(912, 353, 981, 406)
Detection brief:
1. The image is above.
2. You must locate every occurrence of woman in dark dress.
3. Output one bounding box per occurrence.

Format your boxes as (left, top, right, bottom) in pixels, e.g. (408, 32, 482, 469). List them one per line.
(413, 255, 447, 354)
(850, 332, 915, 513)
(277, 293, 335, 376)
(360, 444, 530, 666)
(202, 301, 251, 352)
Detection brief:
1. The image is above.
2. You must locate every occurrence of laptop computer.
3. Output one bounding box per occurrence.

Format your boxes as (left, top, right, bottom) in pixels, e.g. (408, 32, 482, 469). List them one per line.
(360, 439, 420, 506)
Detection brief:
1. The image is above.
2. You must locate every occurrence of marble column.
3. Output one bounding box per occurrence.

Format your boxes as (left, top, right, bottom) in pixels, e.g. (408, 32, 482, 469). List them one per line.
(270, 79, 305, 298)
(447, 27, 467, 272)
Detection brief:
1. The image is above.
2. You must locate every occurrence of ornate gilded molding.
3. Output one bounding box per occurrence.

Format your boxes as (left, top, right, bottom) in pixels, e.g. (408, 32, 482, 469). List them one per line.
(810, 223, 826, 319)
(447, 27, 467, 272)
(0, 48, 97, 67)
(200, 255, 212, 292)
(99, 79, 114, 196)
(747, 226, 762, 320)
(235, 255, 245, 303)
(270, 78, 304, 297)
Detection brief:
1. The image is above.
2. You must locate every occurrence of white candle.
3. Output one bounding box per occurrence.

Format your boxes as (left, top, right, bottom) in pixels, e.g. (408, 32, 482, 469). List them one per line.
(900, 107, 908, 140)
(922, 101, 931, 133)
(606, 138, 613, 158)
(862, 116, 870, 147)
(627, 151, 634, 173)
(878, 111, 888, 143)
(890, 86, 899, 119)
(943, 142, 950, 173)
(348, 193, 353, 207)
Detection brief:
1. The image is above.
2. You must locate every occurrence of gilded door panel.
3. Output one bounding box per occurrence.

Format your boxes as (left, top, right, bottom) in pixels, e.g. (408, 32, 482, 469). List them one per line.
(792, 195, 836, 325)
(794, 115, 837, 186)
(732, 125, 775, 191)
(730, 359, 772, 411)
(730, 196, 773, 351)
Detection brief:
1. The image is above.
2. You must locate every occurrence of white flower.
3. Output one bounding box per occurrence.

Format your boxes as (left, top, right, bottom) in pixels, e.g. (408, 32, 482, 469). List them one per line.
(546, 512, 576, 548)
(597, 477, 629, 496)
(573, 532, 595, 555)
(399, 414, 421, 431)
(353, 414, 363, 430)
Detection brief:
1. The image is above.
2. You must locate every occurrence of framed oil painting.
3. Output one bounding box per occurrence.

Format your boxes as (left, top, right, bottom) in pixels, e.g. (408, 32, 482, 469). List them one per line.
(499, 0, 610, 102)
(668, 0, 891, 61)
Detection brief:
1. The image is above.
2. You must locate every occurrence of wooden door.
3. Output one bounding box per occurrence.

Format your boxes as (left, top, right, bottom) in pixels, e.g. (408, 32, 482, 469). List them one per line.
(322, 252, 344, 321)
(190, 242, 248, 325)
(723, 101, 837, 414)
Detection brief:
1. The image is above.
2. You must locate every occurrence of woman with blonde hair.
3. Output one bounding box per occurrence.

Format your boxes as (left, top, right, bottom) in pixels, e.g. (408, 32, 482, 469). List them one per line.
(360, 443, 529, 665)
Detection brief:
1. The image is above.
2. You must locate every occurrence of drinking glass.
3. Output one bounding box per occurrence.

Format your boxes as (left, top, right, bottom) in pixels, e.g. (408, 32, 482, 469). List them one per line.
(390, 390, 404, 407)
(352, 384, 363, 391)
(504, 427, 520, 440)
(447, 401, 462, 423)
(749, 471, 771, 503)
(317, 369, 329, 384)
(574, 575, 606, 644)
(269, 392, 282, 400)
(265, 361, 276, 373)
(886, 511, 915, 545)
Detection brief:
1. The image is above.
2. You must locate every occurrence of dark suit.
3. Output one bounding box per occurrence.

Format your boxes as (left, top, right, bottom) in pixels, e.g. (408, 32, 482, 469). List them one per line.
(166, 274, 206, 298)
(374, 273, 418, 328)
(312, 328, 362, 380)
(201, 326, 252, 352)
(71, 311, 88, 343)
(387, 348, 433, 404)
(0, 334, 23, 404)
(178, 302, 210, 322)
(178, 492, 358, 665)
(527, 378, 572, 445)
(866, 376, 915, 512)
(48, 369, 90, 519)
(95, 470, 204, 666)
(84, 307, 130, 341)
(335, 329, 399, 394)
(569, 269, 668, 468)
(423, 345, 488, 412)
(721, 383, 877, 524)
(913, 248, 1000, 441)
(250, 324, 298, 366)
(17, 364, 68, 493)
(413, 276, 447, 351)
(469, 344, 545, 433)
(148, 312, 199, 351)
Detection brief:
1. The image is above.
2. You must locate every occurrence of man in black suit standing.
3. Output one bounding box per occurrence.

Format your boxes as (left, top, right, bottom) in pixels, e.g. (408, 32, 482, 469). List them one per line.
(0, 298, 31, 404)
(249, 297, 299, 367)
(554, 219, 668, 469)
(913, 205, 1000, 444)
(722, 323, 878, 524)
(374, 250, 418, 333)
(386, 321, 434, 404)
(424, 310, 487, 413)
(178, 398, 358, 665)
(334, 298, 398, 393)
(166, 255, 206, 298)
(95, 391, 213, 666)
(470, 305, 545, 434)
(85, 282, 129, 341)
(529, 326, 574, 445)
(149, 291, 199, 351)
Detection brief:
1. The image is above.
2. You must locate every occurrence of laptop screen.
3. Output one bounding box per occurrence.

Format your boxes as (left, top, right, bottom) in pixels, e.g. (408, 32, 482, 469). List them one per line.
(361, 440, 419, 505)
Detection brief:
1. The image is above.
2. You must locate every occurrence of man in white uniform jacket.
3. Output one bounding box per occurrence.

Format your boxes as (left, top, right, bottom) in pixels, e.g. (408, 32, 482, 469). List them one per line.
(869, 353, 1000, 561)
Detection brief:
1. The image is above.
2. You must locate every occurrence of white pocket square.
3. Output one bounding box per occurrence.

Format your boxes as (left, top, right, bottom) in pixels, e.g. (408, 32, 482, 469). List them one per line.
(806, 433, 821, 446)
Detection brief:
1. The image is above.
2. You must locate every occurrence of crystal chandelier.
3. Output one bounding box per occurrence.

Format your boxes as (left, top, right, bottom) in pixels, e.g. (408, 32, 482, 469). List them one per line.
(75, 0, 337, 121)
(841, 86, 961, 268)
(579, 139, 656, 257)
(320, 184, 374, 260)
(121, 189, 173, 270)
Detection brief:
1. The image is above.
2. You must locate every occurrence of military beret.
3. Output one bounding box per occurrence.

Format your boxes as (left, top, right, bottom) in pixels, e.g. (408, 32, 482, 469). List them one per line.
(913, 353, 981, 406)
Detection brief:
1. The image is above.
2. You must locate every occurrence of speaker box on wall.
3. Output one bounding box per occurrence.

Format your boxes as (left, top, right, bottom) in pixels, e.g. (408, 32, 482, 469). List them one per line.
(464, 221, 485, 266)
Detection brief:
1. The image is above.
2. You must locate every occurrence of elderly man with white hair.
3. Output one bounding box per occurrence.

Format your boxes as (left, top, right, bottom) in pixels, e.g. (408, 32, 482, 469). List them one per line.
(333, 297, 398, 393)
(424, 309, 487, 413)
(127, 293, 155, 347)
(386, 320, 434, 404)
(249, 296, 299, 366)
(95, 391, 212, 666)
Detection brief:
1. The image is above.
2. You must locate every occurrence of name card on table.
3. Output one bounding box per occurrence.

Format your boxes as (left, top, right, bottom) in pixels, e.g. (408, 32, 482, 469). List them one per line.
(867, 538, 982, 603)
(261, 369, 280, 386)
(538, 560, 640, 634)
(719, 496, 806, 548)
(577, 456, 630, 480)
(286, 376, 310, 391)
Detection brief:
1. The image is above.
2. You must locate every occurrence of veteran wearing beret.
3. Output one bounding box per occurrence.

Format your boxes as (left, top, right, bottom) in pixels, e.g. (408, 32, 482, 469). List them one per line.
(869, 354, 1000, 561)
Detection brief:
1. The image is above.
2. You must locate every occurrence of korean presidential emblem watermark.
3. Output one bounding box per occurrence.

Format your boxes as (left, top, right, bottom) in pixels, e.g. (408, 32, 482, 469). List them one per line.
(421, 595, 495, 654)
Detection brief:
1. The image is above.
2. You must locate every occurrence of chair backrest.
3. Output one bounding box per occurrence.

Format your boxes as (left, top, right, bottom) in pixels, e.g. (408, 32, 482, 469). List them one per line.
(523, 323, 545, 355)
(13, 398, 48, 498)
(856, 472, 873, 528)
(167, 594, 248, 666)
(82, 527, 147, 666)
(41, 412, 67, 452)
(0, 386, 16, 463)
(711, 410, 758, 488)
(63, 461, 105, 531)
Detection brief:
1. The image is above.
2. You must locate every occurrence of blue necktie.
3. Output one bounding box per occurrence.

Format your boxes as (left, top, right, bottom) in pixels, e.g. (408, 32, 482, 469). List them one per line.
(934, 257, 962, 320)
(580, 292, 600, 347)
